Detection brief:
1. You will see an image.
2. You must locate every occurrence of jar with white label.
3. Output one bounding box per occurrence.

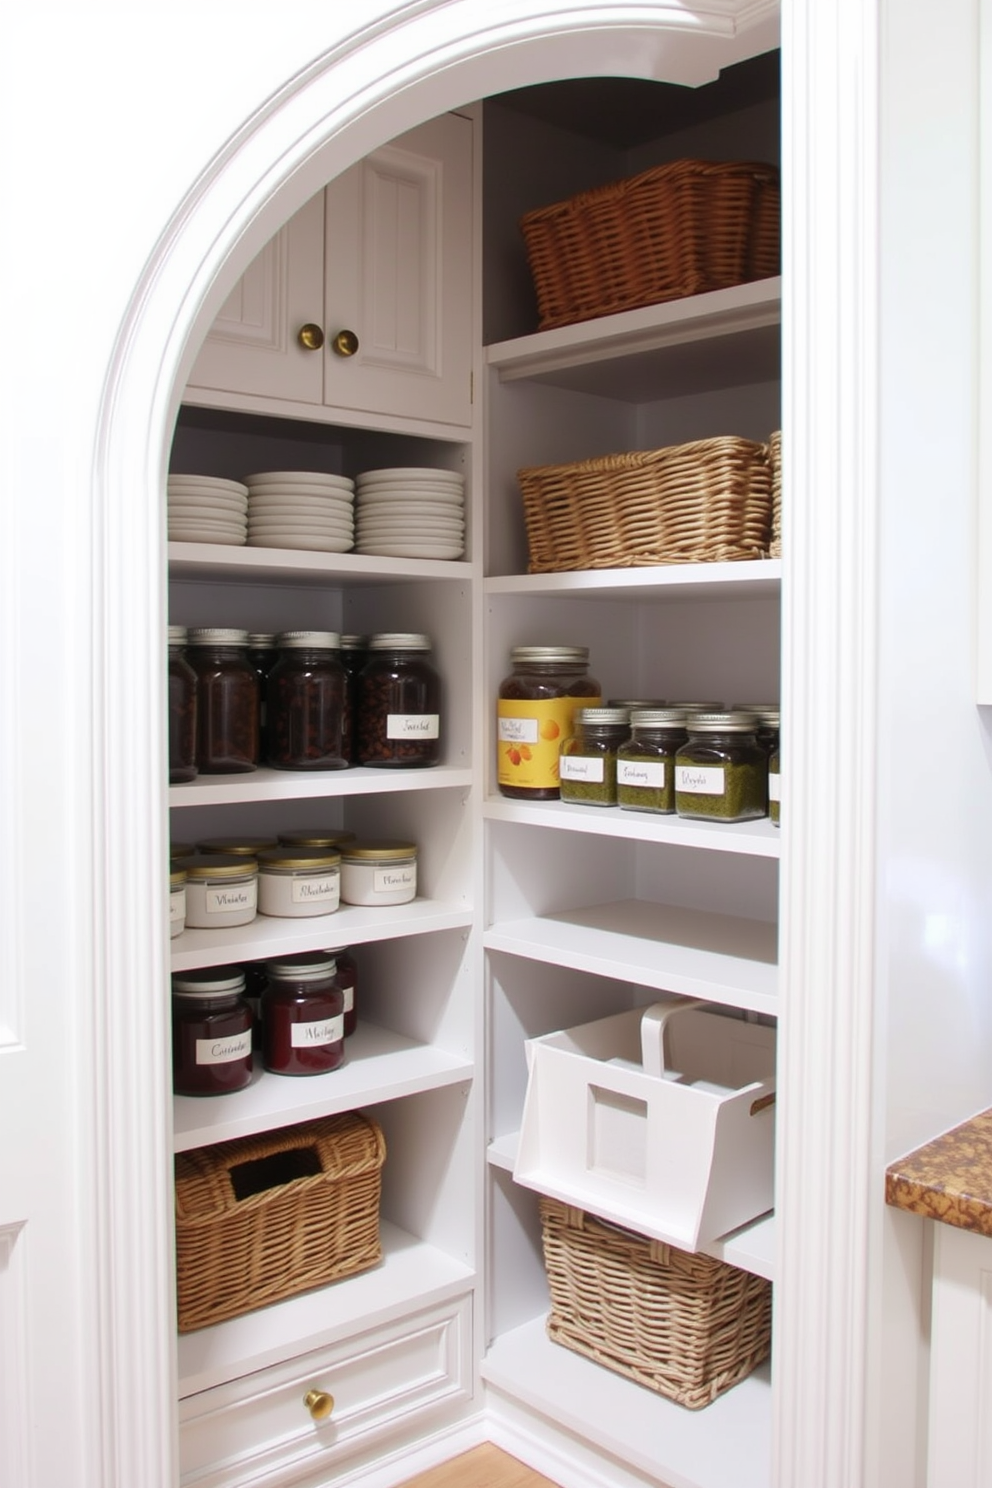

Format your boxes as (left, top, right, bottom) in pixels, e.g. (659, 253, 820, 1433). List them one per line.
(183, 853, 258, 928)
(616, 709, 689, 814)
(256, 846, 341, 918)
(170, 866, 187, 939)
(497, 646, 602, 800)
(674, 712, 767, 823)
(769, 748, 780, 826)
(340, 841, 418, 906)
(261, 952, 344, 1076)
(559, 707, 630, 806)
(171, 968, 254, 1096)
(356, 634, 441, 767)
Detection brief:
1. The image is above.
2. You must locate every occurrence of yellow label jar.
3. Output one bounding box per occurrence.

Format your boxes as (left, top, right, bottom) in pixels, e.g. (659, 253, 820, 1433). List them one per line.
(497, 646, 602, 799)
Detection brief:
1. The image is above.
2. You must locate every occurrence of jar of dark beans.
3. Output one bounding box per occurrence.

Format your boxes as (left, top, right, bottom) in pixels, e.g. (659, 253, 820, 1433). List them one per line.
(339, 634, 368, 764)
(168, 626, 198, 783)
(559, 707, 630, 806)
(260, 952, 345, 1076)
(675, 711, 768, 823)
(616, 708, 690, 814)
(172, 967, 254, 1096)
(247, 633, 278, 760)
(497, 646, 602, 800)
(186, 628, 260, 773)
(266, 631, 348, 771)
(356, 633, 441, 767)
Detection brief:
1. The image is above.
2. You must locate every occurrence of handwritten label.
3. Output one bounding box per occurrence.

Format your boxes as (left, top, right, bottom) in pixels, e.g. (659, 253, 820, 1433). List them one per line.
(372, 865, 416, 895)
(205, 882, 258, 914)
(617, 760, 665, 788)
(291, 875, 338, 905)
(387, 714, 439, 739)
(290, 1015, 344, 1048)
(196, 1032, 251, 1066)
(675, 764, 726, 796)
(768, 774, 781, 803)
(559, 755, 605, 783)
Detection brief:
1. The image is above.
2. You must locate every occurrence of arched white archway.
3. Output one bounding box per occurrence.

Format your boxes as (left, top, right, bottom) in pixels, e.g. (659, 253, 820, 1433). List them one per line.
(84, 5, 883, 1486)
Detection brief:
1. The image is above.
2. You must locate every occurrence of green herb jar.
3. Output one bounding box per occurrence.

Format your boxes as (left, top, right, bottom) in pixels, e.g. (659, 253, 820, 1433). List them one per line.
(769, 748, 780, 826)
(674, 711, 767, 823)
(559, 707, 630, 806)
(732, 702, 780, 756)
(616, 708, 689, 814)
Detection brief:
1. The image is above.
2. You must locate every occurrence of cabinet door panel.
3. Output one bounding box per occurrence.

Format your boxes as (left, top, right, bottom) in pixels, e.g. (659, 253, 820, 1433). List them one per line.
(187, 191, 325, 405)
(323, 114, 473, 428)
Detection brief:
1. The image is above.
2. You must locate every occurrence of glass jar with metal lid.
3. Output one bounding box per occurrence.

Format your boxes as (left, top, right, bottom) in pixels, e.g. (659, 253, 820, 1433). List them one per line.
(497, 645, 602, 800)
(266, 631, 348, 770)
(356, 633, 441, 767)
(558, 707, 630, 806)
(339, 840, 418, 906)
(260, 952, 344, 1076)
(256, 845, 341, 918)
(169, 865, 187, 939)
(339, 634, 369, 764)
(247, 633, 278, 760)
(674, 711, 768, 823)
(186, 628, 259, 774)
(168, 625, 198, 783)
(731, 703, 780, 756)
(768, 748, 780, 826)
(182, 853, 259, 928)
(172, 967, 254, 1096)
(617, 708, 690, 814)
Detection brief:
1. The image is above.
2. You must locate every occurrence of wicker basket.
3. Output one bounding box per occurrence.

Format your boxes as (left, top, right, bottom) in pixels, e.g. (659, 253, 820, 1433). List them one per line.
(518, 436, 772, 574)
(768, 429, 782, 557)
(175, 1112, 386, 1332)
(540, 1199, 772, 1410)
(520, 158, 780, 332)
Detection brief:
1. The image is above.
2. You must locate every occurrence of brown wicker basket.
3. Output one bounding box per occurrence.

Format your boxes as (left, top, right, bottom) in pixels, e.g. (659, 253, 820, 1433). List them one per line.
(518, 435, 772, 574)
(175, 1112, 385, 1332)
(768, 429, 782, 557)
(540, 1199, 772, 1410)
(520, 158, 780, 331)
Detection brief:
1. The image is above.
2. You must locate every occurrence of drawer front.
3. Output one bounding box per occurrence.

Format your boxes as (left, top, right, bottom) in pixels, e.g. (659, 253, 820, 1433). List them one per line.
(179, 1295, 473, 1488)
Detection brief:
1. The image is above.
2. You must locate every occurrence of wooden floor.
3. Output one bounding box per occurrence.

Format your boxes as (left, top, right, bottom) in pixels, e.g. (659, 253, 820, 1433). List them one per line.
(397, 1444, 560, 1488)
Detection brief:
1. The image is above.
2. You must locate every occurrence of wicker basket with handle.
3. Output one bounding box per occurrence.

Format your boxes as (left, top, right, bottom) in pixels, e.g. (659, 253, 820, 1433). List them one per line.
(175, 1111, 385, 1332)
(539, 1198, 772, 1410)
(518, 435, 772, 574)
(520, 158, 780, 332)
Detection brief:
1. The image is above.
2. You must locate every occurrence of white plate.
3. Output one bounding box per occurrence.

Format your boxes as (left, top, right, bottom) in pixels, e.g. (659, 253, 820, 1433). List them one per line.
(248, 515, 354, 531)
(245, 471, 354, 488)
(168, 530, 247, 546)
(168, 498, 248, 516)
(248, 497, 354, 514)
(168, 519, 247, 534)
(167, 475, 249, 494)
(354, 540, 464, 559)
(356, 467, 463, 484)
(356, 521, 464, 537)
(354, 500, 464, 519)
(247, 532, 354, 552)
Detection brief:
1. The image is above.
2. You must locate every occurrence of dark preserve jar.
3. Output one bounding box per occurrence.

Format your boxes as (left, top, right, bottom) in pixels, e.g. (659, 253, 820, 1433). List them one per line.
(267, 631, 348, 770)
(617, 708, 690, 815)
(324, 945, 358, 1036)
(497, 645, 602, 800)
(675, 711, 768, 823)
(356, 633, 441, 767)
(261, 951, 345, 1076)
(168, 626, 198, 783)
(172, 968, 254, 1096)
(339, 634, 368, 764)
(248, 633, 277, 761)
(187, 628, 259, 774)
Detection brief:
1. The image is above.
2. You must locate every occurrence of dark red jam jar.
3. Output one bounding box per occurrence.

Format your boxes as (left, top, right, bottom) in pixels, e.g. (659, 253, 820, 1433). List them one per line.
(324, 946, 358, 1037)
(260, 952, 345, 1076)
(186, 628, 260, 774)
(168, 626, 198, 783)
(171, 968, 254, 1096)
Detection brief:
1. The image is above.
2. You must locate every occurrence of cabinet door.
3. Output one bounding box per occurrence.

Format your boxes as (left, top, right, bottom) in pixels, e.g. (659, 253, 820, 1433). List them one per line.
(187, 190, 325, 405)
(322, 113, 474, 429)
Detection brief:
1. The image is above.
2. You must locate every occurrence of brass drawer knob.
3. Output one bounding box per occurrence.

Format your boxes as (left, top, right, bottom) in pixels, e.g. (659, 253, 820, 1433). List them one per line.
(303, 1388, 335, 1422)
(298, 323, 325, 351)
(331, 328, 360, 357)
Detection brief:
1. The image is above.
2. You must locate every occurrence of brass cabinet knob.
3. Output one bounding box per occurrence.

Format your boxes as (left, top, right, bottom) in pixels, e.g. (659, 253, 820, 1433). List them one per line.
(298, 323, 325, 351)
(303, 1388, 335, 1422)
(331, 328, 360, 357)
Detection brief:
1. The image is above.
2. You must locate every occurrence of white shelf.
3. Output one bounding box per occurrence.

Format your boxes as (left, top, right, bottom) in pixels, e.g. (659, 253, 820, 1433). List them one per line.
(484, 796, 780, 858)
(177, 1220, 475, 1398)
(172, 1022, 473, 1151)
(483, 1316, 772, 1488)
(170, 764, 473, 808)
(484, 558, 780, 602)
(485, 277, 781, 404)
(168, 541, 477, 587)
(484, 900, 778, 1016)
(170, 897, 473, 971)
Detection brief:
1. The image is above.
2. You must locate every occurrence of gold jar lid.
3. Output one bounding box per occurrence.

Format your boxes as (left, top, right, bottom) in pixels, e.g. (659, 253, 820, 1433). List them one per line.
(183, 853, 258, 879)
(277, 829, 357, 849)
(170, 842, 196, 861)
(169, 867, 187, 887)
(196, 836, 278, 857)
(256, 847, 342, 871)
(341, 839, 417, 861)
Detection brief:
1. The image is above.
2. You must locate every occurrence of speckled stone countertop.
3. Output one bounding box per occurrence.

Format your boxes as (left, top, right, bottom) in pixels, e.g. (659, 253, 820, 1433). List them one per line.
(885, 1109, 992, 1236)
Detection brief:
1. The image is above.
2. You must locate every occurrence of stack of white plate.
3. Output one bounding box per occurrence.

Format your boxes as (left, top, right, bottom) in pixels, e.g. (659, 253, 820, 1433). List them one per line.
(167, 475, 249, 545)
(354, 468, 465, 559)
(245, 471, 356, 553)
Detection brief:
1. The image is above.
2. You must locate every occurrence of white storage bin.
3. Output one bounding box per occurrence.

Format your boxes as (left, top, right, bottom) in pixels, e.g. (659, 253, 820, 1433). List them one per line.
(513, 998, 776, 1251)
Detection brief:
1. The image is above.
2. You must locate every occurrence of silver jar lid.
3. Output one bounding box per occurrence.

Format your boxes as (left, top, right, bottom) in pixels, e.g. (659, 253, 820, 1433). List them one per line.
(574, 707, 629, 725)
(247, 633, 276, 648)
(167, 625, 188, 645)
(172, 968, 246, 998)
(187, 627, 250, 647)
(264, 951, 338, 981)
(276, 630, 341, 649)
(367, 632, 431, 650)
(340, 634, 368, 650)
(630, 708, 689, 728)
(687, 710, 760, 732)
(510, 645, 589, 665)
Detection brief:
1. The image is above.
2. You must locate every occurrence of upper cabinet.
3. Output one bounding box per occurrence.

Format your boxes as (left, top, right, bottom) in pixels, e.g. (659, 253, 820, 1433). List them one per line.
(186, 112, 475, 432)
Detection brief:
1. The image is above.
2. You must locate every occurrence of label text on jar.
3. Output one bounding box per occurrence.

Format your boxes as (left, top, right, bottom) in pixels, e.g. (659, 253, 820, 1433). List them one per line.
(291, 876, 338, 904)
(290, 1016, 344, 1047)
(196, 1032, 252, 1065)
(205, 883, 258, 913)
(675, 765, 726, 796)
(387, 714, 440, 739)
(560, 755, 605, 783)
(618, 760, 665, 788)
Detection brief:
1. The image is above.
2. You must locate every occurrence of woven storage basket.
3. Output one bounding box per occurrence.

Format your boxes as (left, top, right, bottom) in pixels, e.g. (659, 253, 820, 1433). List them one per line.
(520, 158, 780, 331)
(175, 1111, 385, 1332)
(518, 435, 772, 574)
(540, 1199, 772, 1410)
(768, 429, 782, 558)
